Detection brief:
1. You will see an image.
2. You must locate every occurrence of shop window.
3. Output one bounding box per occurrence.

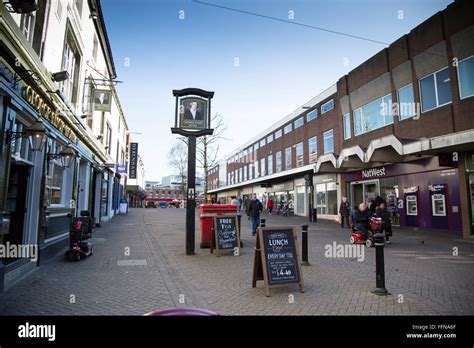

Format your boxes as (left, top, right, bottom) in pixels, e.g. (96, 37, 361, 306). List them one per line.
(323, 129, 334, 154)
(296, 142, 304, 167)
(294, 117, 304, 129)
(457, 56, 474, 99)
(296, 186, 305, 215)
(321, 99, 334, 114)
(285, 147, 292, 170)
(432, 194, 446, 216)
(316, 183, 326, 214)
(275, 151, 282, 173)
(315, 182, 337, 215)
(406, 196, 418, 216)
(275, 129, 282, 139)
(284, 123, 292, 134)
(46, 142, 66, 206)
(397, 84, 416, 120)
(267, 155, 273, 175)
(306, 109, 317, 122)
(419, 67, 452, 112)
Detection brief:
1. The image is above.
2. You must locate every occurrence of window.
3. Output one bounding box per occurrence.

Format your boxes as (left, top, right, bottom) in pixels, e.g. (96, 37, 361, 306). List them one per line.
(261, 158, 266, 176)
(343, 114, 351, 139)
(227, 173, 230, 185)
(105, 123, 112, 154)
(20, 13, 36, 44)
(275, 129, 282, 139)
(234, 170, 238, 183)
(285, 147, 292, 170)
(61, 29, 81, 104)
(308, 136, 317, 163)
(419, 67, 452, 112)
(324, 130, 334, 154)
(47, 142, 65, 206)
(243, 165, 247, 181)
(255, 160, 259, 178)
(267, 155, 273, 175)
(260, 139, 266, 147)
(284, 124, 292, 134)
(74, 0, 83, 17)
(316, 182, 338, 215)
(56, 0, 63, 20)
(249, 163, 253, 180)
(254, 143, 259, 152)
(92, 36, 98, 62)
(294, 117, 304, 129)
(457, 56, 474, 99)
(267, 134, 273, 144)
(353, 94, 393, 136)
(238, 167, 242, 182)
(306, 109, 318, 122)
(397, 84, 416, 120)
(296, 142, 304, 167)
(321, 99, 334, 114)
(275, 151, 282, 173)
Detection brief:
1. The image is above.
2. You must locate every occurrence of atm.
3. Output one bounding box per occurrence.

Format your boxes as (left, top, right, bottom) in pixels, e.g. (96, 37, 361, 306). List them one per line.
(404, 186, 419, 227)
(429, 184, 449, 229)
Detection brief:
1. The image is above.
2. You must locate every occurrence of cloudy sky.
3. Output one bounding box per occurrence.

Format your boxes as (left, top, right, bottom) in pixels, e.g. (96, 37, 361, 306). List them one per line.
(101, 0, 452, 182)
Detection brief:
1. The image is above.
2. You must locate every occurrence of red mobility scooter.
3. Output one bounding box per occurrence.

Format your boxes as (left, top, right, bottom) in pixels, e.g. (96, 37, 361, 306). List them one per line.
(350, 216, 383, 247)
(65, 211, 93, 261)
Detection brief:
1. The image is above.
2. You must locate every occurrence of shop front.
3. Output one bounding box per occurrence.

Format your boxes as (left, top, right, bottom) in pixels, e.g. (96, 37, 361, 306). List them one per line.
(313, 173, 339, 220)
(466, 153, 474, 235)
(343, 157, 462, 231)
(266, 181, 294, 215)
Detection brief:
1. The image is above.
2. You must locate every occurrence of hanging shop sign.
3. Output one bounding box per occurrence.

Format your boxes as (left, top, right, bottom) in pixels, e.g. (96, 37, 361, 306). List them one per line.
(94, 89, 112, 112)
(116, 164, 128, 174)
(22, 85, 77, 143)
(129, 143, 138, 179)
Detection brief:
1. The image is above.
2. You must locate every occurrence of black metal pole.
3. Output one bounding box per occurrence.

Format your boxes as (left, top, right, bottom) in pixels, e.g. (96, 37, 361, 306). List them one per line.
(371, 232, 388, 295)
(308, 188, 313, 223)
(237, 214, 242, 247)
(186, 135, 196, 255)
(301, 224, 309, 265)
(260, 218, 266, 228)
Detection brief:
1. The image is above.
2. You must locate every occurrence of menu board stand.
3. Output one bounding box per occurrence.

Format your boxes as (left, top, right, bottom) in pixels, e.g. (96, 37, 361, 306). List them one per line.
(211, 214, 240, 257)
(252, 226, 304, 297)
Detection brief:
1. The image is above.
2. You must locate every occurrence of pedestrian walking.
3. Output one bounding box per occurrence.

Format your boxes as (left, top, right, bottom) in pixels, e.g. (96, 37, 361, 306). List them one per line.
(231, 196, 243, 245)
(267, 197, 274, 215)
(376, 202, 392, 244)
(246, 193, 263, 236)
(339, 197, 350, 228)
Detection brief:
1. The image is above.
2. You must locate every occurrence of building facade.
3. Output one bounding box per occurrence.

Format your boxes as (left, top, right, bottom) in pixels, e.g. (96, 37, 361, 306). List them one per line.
(0, 0, 137, 291)
(208, 0, 474, 237)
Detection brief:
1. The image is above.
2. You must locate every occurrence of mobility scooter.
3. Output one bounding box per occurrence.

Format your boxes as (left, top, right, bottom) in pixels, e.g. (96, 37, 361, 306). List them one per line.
(350, 216, 383, 247)
(65, 211, 93, 261)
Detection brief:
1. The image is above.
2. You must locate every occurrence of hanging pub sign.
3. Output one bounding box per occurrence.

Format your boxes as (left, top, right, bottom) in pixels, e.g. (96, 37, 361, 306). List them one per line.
(94, 89, 112, 112)
(211, 215, 240, 256)
(252, 227, 304, 297)
(179, 97, 208, 130)
(129, 143, 138, 179)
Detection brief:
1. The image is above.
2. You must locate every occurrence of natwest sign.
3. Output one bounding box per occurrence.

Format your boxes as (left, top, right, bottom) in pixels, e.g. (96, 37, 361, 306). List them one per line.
(356, 167, 387, 180)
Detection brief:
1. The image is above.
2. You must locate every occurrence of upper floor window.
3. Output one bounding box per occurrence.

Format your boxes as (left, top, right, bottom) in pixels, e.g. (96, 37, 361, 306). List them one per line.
(260, 138, 266, 147)
(267, 155, 273, 175)
(275, 151, 282, 173)
(296, 142, 304, 167)
(260, 157, 266, 176)
(308, 136, 317, 163)
(324, 129, 334, 154)
(284, 123, 292, 134)
(254, 142, 259, 152)
(74, 0, 83, 17)
(294, 117, 304, 129)
(397, 84, 416, 120)
(457, 56, 474, 99)
(419, 67, 452, 113)
(275, 129, 282, 139)
(321, 99, 334, 114)
(20, 12, 36, 44)
(285, 147, 292, 170)
(60, 28, 81, 105)
(255, 160, 259, 178)
(306, 109, 318, 122)
(343, 114, 351, 139)
(267, 134, 273, 144)
(105, 123, 112, 155)
(353, 94, 393, 136)
(92, 36, 98, 62)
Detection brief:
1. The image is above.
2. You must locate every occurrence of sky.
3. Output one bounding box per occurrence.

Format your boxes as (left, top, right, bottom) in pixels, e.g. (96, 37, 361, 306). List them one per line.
(101, 0, 453, 182)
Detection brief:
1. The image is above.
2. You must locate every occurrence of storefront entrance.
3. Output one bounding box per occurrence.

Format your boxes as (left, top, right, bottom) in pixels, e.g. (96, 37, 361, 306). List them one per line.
(350, 179, 379, 208)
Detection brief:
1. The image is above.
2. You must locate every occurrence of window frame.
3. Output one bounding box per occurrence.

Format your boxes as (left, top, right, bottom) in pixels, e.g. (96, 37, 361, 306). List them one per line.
(418, 66, 453, 113)
(321, 99, 334, 114)
(294, 117, 304, 129)
(274, 129, 282, 139)
(353, 94, 393, 136)
(396, 83, 416, 121)
(284, 123, 292, 134)
(306, 109, 318, 122)
(456, 55, 474, 100)
(323, 129, 334, 154)
(343, 113, 351, 140)
(285, 147, 292, 170)
(308, 136, 317, 163)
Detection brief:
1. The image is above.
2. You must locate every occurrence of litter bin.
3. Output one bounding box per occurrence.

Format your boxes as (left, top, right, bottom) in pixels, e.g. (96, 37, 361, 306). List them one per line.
(199, 204, 238, 248)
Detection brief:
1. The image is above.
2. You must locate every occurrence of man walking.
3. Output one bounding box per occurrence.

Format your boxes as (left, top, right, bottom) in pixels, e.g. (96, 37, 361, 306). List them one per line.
(339, 197, 350, 228)
(246, 194, 263, 236)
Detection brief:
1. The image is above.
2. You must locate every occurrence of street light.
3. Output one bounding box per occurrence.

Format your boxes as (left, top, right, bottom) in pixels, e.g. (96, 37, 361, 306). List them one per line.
(4, 119, 48, 152)
(46, 145, 77, 171)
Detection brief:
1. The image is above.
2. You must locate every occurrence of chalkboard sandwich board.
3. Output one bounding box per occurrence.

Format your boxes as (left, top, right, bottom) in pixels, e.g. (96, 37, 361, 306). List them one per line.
(252, 227, 304, 297)
(211, 215, 240, 257)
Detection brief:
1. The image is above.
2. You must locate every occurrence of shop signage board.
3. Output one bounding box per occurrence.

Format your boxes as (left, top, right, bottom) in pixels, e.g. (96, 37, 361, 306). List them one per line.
(211, 215, 240, 256)
(252, 227, 304, 297)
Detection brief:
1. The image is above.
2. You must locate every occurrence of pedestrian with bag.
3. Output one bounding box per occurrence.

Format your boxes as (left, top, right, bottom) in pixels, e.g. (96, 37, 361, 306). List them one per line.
(339, 197, 350, 228)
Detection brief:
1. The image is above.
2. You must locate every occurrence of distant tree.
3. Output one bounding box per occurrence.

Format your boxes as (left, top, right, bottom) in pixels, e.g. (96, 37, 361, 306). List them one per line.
(167, 141, 188, 195)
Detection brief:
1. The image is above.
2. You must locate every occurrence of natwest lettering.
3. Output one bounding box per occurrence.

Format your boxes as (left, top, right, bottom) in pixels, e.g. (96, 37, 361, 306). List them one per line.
(360, 167, 386, 179)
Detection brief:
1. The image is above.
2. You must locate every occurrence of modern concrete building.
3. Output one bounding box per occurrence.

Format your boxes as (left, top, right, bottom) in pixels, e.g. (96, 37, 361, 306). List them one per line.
(208, 0, 474, 237)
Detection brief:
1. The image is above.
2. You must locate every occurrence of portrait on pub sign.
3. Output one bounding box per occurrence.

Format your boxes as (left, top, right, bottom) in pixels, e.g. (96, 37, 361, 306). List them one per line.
(94, 89, 112, 112)
(179, 97, 208, 130)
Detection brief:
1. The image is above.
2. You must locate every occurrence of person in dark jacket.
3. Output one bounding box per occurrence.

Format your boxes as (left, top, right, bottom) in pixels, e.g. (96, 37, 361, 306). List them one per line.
(246, 194, 263, 236)
(376, 202, 392, 244)
(339, 197, 350, 228)
(370, 194, 385, 215)
(353, 203, 371, 236)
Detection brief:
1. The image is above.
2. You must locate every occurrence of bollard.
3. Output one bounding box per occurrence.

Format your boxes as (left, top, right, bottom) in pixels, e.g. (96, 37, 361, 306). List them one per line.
(260, 218, 266, 228)
(301, 224, 310, 266)
(237, 215, 243, 247)
(371, 232, 389, 296)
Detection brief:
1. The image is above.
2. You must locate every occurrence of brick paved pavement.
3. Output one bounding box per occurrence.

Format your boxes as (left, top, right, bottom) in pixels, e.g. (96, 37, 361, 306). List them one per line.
(0, 207, 473, 315)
